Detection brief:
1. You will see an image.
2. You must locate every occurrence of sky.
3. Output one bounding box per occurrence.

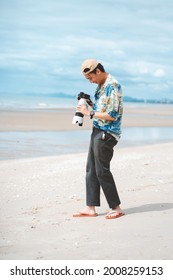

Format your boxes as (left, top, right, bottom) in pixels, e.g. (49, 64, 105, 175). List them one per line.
(0, 0, 173, 100)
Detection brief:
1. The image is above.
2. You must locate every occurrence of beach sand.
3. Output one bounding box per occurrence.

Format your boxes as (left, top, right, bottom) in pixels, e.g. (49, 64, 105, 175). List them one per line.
(0, 143, 173, 260)
(0, 105, 173, 259)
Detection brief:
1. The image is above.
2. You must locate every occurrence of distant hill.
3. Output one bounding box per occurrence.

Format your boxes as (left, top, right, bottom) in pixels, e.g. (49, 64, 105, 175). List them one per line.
(123, 96, 173, 104)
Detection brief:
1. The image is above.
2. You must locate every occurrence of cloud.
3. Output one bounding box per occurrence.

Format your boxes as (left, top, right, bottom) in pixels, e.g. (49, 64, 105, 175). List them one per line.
(153, 68, 165, 78)
(121, 60, 166, 79)
(0, 0, 173, 99)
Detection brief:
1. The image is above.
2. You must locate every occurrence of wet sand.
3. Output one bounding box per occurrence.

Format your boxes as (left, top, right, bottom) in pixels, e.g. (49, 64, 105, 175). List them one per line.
(0, 104, 173, 132)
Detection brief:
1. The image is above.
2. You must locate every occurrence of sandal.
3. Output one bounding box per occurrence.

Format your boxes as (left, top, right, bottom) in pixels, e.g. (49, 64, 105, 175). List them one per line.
(105, 210, 125, 219)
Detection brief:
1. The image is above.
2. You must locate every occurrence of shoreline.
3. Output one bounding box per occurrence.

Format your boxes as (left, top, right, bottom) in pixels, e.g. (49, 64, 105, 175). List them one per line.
(1, 129, 173, 161)
(1, 105, 173, 161)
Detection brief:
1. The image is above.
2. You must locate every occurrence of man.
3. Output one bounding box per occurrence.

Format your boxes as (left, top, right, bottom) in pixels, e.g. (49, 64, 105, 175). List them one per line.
(73, 59, 124, 219)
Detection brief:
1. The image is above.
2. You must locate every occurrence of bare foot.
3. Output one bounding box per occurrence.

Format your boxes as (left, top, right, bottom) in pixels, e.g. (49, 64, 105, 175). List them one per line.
(105, 206, 125, 219)
(73, 206, 97, 217)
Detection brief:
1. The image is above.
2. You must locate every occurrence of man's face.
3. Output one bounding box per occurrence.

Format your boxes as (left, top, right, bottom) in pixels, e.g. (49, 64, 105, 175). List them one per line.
(84, 69, 100, 85)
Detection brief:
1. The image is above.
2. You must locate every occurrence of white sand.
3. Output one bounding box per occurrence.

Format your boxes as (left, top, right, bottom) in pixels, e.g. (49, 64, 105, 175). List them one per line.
(0, 142, 173, 260)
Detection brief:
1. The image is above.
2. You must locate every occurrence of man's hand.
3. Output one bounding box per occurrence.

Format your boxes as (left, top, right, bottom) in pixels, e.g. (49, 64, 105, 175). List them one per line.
(77, 105, 90, 116)
(86, 98, 93, 108)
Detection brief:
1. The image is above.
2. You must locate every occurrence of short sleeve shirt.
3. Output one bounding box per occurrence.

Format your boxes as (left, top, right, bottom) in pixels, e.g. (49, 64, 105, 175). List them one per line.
(93, 74, 123, 139)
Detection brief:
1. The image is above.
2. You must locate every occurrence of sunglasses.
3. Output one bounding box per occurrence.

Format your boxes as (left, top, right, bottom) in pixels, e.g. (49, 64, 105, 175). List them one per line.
(83, 67, 91, 73)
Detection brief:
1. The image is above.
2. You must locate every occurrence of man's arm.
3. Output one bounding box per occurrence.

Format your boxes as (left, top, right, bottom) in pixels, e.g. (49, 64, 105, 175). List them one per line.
(76, 105, 115, 121)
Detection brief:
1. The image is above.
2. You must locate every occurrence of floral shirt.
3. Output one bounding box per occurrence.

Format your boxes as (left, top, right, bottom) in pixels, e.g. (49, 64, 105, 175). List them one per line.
(93, 74, 123, 140)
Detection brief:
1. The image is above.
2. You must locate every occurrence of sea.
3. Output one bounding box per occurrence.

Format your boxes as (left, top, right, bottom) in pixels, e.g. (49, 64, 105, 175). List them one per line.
(0, 93, 173, 160)
(0, 92, 77, 110)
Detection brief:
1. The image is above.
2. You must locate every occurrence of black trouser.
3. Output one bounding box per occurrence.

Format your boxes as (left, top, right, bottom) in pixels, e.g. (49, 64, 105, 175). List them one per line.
(86, 127, 121, 209)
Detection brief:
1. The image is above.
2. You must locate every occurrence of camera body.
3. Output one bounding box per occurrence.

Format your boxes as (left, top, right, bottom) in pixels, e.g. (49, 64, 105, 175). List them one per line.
(72, 92, 91, 126)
